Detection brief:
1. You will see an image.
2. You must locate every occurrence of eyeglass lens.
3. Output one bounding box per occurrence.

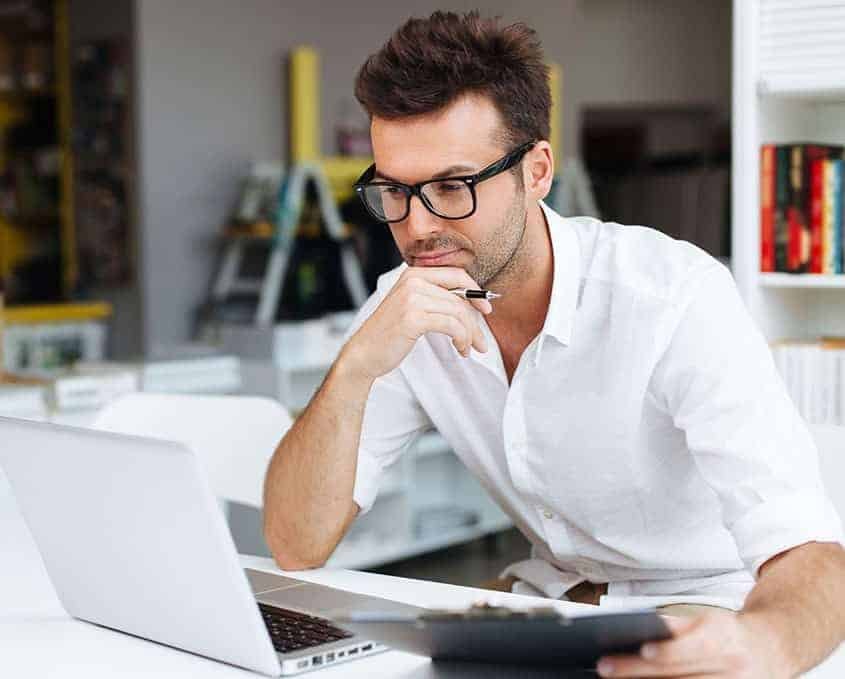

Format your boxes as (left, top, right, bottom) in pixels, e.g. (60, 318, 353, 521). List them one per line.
(363, 179, 474, 222)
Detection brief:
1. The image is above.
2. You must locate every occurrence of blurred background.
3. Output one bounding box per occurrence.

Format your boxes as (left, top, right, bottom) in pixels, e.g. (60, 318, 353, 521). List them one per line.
(3, 0, 839, 588)
(0, 0, 732, 356)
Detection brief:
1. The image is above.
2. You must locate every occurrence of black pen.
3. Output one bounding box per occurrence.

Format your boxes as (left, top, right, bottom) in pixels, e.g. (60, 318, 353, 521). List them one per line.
(449, 288, 502, 301)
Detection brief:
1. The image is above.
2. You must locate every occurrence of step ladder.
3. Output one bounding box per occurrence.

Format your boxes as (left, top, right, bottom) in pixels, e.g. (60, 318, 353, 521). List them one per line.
(211, 163, 369, 326)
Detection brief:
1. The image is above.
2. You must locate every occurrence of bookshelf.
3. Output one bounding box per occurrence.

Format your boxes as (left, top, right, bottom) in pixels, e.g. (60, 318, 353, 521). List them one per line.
(0, 0, 77, 301)
(733, 0, 845, 341)
(760, 273, 845, 289)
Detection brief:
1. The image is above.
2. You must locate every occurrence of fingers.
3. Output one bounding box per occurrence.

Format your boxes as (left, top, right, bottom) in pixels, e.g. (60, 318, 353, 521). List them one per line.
(413, 296, 487, 356)
(419, 312, 474, 357)
(470, 296, 494, 316)
(402, 266, 495, 315)
(596, 653, 721, 677)
(596, 614, 740, 678)
(396, 295, 485, 357)
(420, 286, 488, 354)
(402, 265, 480, 289)
(647, 613, 743, 667)
(395, 275, 489, 356)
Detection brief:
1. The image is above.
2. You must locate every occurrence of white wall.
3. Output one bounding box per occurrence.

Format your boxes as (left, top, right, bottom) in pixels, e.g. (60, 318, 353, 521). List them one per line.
(133, 0, 731, 352)
(564, 0, 731, 156)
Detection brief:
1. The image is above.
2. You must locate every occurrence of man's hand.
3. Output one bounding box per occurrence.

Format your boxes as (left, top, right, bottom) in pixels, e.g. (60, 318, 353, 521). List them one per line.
(340, 266, 493, 382)
(596, 613, 791, 678)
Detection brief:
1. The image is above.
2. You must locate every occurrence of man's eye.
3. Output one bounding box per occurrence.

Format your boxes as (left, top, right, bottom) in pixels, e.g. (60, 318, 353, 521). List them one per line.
(436, 182, 464, 193)
(383, 186, 404, 195)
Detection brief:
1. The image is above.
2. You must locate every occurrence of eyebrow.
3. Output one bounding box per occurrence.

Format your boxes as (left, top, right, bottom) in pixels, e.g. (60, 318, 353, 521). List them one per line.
(374, 163, 478, 183)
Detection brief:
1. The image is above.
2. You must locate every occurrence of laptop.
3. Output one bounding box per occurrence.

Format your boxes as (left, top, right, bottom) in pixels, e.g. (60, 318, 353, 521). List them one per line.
(0, 415, 424, 676)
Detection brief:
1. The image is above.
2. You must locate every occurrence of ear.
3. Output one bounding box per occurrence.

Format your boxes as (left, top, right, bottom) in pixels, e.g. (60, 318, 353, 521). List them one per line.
(522, 140, 554, 201)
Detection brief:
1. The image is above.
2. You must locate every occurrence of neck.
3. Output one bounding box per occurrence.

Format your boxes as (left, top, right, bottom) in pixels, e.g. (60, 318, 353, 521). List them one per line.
(485, 201, 553, 337)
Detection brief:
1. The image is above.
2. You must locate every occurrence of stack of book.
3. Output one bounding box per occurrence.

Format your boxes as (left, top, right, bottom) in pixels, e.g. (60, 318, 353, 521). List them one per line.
(77, 347, 242, 396)
(760, 144, 844, 274)
(0, 380, 48, 421)
(771, 339, 845, 425)
(0, 366, 137, 424)
(41, 367, 139, 414)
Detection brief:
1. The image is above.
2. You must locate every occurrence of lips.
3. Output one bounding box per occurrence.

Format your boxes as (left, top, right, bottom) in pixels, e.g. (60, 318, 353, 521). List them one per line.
(411, 249, 461, 266)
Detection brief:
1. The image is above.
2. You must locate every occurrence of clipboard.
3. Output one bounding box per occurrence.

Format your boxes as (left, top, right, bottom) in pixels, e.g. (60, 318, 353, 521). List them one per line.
(336, 603, 671, 668)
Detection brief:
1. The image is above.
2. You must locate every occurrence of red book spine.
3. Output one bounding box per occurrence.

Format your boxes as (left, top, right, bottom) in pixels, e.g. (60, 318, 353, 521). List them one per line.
(787, 206, 801, 271)
(810, 157, 825, 273)
(760, 145, 776, 272)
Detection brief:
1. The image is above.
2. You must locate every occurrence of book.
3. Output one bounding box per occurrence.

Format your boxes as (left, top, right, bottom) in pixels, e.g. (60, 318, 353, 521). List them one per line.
(0, 383, 48, 420)
(822, 159, 839, 274)
(836, 159, 845, 274)
(760, 145, 776, 272)
(835, 350, 845, 425)
(774, 145, 791, 272)
(810, 157, 825, 273)
(770, 337, 845, 425)
(787, 144, 843, 273)
(76, 346, 242, 395)
(822, 338, 845, 425)
(47, 368, 139, 412)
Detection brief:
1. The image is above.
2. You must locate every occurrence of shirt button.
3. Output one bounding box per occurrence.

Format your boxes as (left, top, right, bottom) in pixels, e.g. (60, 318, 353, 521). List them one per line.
(543, 510, 554, 519)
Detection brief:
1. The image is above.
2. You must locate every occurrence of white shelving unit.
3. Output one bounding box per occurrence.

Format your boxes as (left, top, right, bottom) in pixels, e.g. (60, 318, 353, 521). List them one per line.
(760, 273, 845, 289)
(733, 0, 845, 340)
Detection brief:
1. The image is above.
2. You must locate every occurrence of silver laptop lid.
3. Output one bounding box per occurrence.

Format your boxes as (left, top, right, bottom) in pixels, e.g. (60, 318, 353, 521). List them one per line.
(0, 416, 281, 676)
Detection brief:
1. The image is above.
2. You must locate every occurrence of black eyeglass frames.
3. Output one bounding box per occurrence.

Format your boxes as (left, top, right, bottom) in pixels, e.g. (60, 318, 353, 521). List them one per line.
(353, 140, 537, 224)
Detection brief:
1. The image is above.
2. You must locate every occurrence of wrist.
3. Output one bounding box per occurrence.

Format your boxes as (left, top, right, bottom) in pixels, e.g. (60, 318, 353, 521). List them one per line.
(333, 346, 378, 393)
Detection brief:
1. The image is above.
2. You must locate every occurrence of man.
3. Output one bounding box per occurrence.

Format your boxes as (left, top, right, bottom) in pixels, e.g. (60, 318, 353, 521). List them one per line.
(264, 11, 845, 678)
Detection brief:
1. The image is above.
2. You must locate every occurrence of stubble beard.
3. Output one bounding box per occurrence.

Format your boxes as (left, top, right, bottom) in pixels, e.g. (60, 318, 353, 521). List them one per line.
(466, 186, 529, 289)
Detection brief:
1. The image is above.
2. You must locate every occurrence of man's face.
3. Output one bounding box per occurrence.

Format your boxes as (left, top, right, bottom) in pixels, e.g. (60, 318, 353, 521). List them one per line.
(370, 94, 528, 287)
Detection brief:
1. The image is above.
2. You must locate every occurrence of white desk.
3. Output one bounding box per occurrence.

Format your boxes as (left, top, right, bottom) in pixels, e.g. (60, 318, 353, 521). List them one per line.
(2, 480, 842, 678)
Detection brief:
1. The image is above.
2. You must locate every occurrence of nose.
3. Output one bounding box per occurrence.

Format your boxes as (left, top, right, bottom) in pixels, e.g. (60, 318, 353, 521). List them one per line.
(402, 194, 443, 240)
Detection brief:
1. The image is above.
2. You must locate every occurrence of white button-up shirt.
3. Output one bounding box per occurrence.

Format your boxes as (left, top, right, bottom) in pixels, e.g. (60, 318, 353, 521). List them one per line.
(348, 201, 843, 609)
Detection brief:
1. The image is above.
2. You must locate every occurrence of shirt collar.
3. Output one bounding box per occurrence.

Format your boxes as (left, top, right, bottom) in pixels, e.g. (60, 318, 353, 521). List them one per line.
(538, 200, 581, 348)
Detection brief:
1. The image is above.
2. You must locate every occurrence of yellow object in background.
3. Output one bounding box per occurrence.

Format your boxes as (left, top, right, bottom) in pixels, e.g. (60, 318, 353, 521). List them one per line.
(3, 302, 111, 325)
(288, 46, 371, 204)
(0, 97, 27, 280)
(0, 220, 32, 280)
(290, 46, 320, 163)
(320, 156, 371, 204)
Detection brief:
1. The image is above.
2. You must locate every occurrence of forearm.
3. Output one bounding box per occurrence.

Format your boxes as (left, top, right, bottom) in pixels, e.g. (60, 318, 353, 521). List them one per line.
(263, 353, 374, 570)
(262, 267, 491, 570)
(740, 541, 845, 676)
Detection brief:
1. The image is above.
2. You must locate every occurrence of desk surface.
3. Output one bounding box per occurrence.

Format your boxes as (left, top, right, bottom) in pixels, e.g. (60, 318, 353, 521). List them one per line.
(1, 483, 842, 678)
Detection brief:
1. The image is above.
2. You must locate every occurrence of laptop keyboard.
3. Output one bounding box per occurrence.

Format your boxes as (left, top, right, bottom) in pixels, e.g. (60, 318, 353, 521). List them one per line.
(258, 603, 354, 654)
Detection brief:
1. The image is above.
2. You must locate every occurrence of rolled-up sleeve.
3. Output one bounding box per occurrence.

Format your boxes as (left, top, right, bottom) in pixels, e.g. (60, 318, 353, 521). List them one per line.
(352, 367, 430, 514)
(342, 268, 431, 515)
(651, 263, 844, 576)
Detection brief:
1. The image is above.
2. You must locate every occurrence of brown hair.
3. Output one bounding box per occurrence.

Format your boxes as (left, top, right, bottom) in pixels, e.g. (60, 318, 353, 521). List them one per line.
(354, 11, 550, 150)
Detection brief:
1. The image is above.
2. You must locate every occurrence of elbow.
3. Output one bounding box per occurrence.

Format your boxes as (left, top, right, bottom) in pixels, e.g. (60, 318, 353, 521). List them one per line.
(263, 518, 331, 571)
(262, 501, 358, 572)
(265, 532, 329, 571)
(271, 550, 327, 572)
